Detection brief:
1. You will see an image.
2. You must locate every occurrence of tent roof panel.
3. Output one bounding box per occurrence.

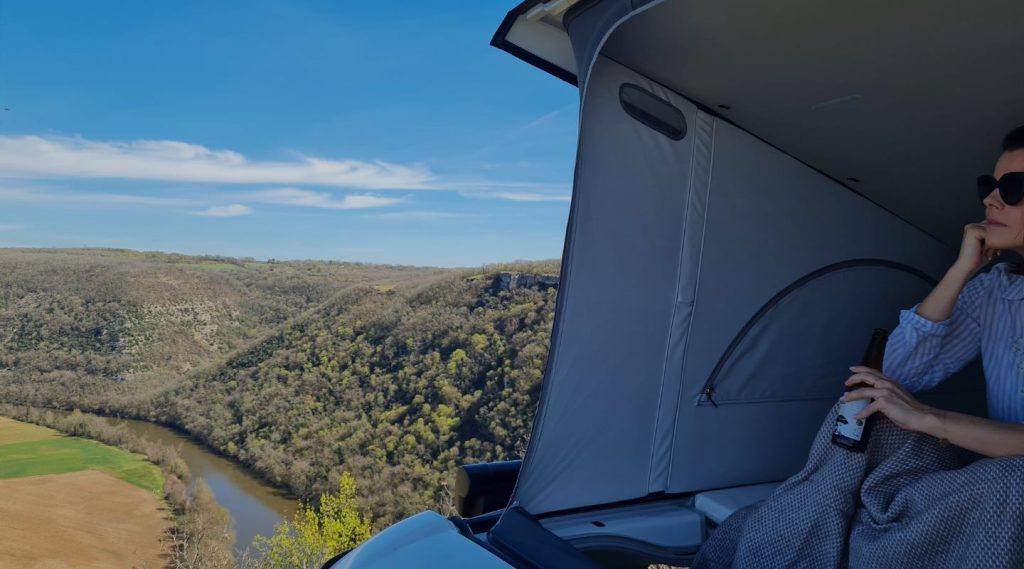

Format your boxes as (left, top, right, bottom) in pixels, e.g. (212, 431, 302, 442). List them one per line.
(601, 0, 1024, 247)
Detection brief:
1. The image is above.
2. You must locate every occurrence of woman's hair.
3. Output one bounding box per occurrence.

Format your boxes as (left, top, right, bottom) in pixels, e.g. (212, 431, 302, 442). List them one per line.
(1001, 125, 1024, 274)
(1004, 125, 1024, 152)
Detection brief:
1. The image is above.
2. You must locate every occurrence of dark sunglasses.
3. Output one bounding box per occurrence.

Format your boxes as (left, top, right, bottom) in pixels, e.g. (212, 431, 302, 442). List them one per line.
(978, 172, 1024, 205)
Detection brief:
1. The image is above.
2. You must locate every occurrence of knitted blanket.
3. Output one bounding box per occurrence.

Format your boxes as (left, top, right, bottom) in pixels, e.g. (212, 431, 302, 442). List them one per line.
(692, 404, 1024, 569)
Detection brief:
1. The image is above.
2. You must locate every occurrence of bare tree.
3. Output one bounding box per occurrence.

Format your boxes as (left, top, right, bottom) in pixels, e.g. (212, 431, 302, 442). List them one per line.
(172, 479, 236, 569)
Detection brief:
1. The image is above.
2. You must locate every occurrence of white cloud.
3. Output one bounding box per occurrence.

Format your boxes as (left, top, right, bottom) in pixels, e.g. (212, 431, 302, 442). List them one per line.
(0, 187, 195, 206)
(241, 188, 402, 210)
(486, 192, 571, 202)
(449, 181, 572, 202)
(0, 135, 435, 190)
(369, 210, 475, 220)
(0, 223, 25, 231)
(193, 204, 252, 217)
(0, 134, 575, 217)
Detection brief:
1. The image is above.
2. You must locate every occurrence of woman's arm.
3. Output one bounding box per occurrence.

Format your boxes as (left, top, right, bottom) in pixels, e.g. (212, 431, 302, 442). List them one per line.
(914, 263, 976, 322)
(919, 408, 1024, 458)
(845, 366, 1024, 458)
(882, 223, 997, 392)
(883, 269, 986, 392)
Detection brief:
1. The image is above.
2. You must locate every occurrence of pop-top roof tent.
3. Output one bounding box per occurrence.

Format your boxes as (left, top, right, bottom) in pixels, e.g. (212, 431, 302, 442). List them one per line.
(494, 0, 1022, 515)
(331, 1, 1024, 566)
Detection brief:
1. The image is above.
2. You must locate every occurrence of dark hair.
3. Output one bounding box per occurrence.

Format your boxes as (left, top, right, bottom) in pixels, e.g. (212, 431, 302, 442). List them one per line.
(1003, 125, 1024, 152)
(1000, 126, 1024, 274)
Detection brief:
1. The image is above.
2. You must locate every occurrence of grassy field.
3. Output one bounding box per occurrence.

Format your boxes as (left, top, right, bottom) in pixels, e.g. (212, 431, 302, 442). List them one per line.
(0, 416, 172, 568)
(0, 416, 163, 497)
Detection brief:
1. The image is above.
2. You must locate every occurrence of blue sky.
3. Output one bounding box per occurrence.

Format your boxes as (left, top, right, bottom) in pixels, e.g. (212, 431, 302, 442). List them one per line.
(0, 1, 578, 267)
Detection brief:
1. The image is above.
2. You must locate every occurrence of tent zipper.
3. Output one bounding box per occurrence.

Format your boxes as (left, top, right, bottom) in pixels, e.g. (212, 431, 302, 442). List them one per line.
(695, 260, 936, 409)
(701, 384, 718, 407)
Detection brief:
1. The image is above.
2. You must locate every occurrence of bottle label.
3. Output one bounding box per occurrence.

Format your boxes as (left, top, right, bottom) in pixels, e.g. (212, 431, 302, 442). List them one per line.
(835, 396, 869, 441)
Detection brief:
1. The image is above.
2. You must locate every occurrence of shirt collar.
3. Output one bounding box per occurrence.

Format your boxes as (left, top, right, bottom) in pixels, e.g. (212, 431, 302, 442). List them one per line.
(1000, 264, 1024, 300)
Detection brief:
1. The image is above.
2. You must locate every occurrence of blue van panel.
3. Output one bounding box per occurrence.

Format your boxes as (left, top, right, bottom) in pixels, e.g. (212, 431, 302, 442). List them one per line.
(327, 511, 513, 569)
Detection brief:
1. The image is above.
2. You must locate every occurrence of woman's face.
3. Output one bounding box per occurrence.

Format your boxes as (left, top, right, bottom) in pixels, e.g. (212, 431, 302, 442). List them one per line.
(982, 149, 1024, 252)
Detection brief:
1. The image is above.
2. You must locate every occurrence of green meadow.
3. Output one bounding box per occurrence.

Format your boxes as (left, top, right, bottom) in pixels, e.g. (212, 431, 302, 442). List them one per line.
(0, 418, 164, 498)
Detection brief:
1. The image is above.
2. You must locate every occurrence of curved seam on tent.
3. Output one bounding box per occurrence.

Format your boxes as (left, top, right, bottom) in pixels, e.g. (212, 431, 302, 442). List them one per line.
(507, 95, 587, 510)
(575, 0, 668, 96)
(648, 98, 698, 494)
(696, 260, 939, 406)
(665, 113, 716, 486)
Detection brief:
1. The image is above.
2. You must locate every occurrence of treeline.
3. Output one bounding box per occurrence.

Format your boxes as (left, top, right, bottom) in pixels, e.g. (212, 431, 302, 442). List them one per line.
(0, 249, 449, 414)
(0, 249, 559, 529)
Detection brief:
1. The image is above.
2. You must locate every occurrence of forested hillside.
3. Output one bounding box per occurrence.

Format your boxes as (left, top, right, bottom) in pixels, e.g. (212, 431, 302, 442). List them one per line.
(0, 249, 448, 410)
(0, 249, 558, 527)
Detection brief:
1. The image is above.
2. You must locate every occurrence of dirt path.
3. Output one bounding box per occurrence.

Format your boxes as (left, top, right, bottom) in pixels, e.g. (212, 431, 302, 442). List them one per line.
(0, 469, 172, 569)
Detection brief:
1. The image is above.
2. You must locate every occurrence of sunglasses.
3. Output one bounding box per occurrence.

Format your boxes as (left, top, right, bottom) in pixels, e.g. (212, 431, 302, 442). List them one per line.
(978, 172, 1024, 205)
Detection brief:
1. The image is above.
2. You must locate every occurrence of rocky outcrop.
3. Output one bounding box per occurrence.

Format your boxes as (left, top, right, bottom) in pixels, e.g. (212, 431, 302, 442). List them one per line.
(491, 272, 559, 293)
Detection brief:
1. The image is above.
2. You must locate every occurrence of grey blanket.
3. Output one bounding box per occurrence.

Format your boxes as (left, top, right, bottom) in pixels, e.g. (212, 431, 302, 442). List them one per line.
(692, 404, 1024, 569)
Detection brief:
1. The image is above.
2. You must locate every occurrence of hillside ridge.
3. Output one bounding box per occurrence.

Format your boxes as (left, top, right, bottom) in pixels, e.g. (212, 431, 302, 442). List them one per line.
(0, 248, 560, 525)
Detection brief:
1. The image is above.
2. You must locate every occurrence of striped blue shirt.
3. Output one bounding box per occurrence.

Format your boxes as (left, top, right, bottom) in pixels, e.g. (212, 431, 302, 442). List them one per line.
(884, 262, 1024, 423)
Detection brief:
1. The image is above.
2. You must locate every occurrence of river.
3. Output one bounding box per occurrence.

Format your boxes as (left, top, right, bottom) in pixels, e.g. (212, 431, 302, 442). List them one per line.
(97, 416, 298, 558)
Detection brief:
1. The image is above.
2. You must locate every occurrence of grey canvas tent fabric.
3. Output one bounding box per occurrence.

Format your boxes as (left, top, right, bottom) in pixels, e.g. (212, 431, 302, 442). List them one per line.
(692, 405, 1024, 568)
(510, 54, 960, 515)
(499, 0, 1018, 519)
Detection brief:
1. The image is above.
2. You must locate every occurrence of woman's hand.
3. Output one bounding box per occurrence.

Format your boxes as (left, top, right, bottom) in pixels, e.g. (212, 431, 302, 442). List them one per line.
(843, 366, 938, 432)
(954, 222, 998, 275)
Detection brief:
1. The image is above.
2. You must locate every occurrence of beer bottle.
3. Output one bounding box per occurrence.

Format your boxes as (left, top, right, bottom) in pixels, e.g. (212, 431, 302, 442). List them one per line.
(832, 328, 889, 452)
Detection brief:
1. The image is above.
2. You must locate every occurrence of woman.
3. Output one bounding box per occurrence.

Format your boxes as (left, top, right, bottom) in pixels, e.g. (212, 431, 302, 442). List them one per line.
(845, 125, 1024, 457)
(693, 126, 1024, 569)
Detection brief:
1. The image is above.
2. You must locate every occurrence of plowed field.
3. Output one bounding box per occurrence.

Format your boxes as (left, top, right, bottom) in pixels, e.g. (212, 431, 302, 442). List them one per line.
(0, 417, 171, 568)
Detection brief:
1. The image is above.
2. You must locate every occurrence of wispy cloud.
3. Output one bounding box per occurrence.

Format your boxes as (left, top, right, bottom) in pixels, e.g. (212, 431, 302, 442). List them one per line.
(502, 106, 576, 142)
(0, 223, 25, 231)
(193, 204, 252, 217)
(240, 188, 402, 210)
(449, 180, 570, 192)
(0, 187, 195, 206)
(485, 192, 571, 202)
(369, 210, 477, 220)
(449, 181, 571, 202)
(0, 134, 572, 217)
(512, 108, 566, 135)
(468, 105, 576, 159)
(0, 135, 435, 190)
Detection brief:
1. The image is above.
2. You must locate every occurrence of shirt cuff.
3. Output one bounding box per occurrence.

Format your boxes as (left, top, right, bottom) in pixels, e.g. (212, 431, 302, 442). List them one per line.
(897, 303, 951, 336)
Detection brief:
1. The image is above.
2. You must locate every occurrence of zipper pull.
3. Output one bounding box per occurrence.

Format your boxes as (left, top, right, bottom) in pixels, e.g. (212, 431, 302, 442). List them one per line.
(703, 385, 719, 408)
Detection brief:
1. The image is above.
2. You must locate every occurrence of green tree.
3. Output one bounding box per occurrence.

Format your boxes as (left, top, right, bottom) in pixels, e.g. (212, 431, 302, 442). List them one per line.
(249, 472, 372, 569)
